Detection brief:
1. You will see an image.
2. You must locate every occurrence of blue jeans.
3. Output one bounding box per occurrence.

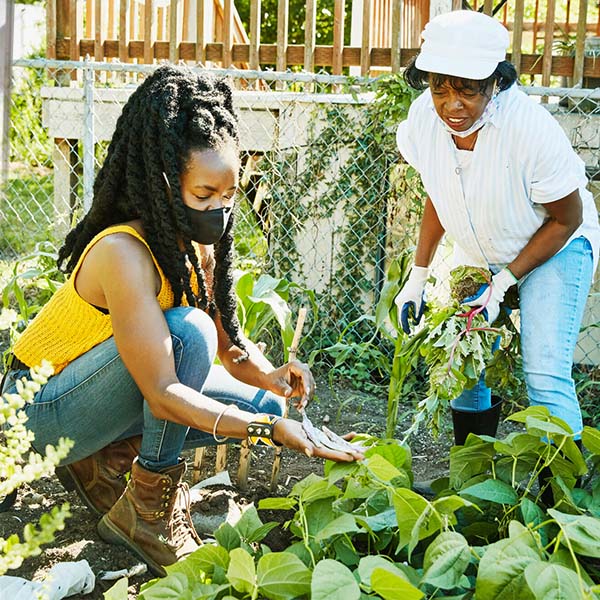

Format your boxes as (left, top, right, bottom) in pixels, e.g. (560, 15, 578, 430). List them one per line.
(451, 237, 594, 437)
(2, 307, 285, 471)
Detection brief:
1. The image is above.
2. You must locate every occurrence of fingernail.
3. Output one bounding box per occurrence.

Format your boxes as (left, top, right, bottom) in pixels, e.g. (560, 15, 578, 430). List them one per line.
(304, 448, 312, 458)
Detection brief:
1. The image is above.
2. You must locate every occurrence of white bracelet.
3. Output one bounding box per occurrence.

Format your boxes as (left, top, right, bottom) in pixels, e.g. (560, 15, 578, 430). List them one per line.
(212, 404, 239, 443)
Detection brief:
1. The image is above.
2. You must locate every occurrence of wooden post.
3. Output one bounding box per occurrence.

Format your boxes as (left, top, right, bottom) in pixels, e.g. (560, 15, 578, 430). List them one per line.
(270, 307, 307, 492)
(360, 0, 371, 76)
(119, 0, 130, 64)
(332, 0, 345, 76)
(276, 0, 288, 89)
(222, 0, 233, 67)
(47, 0, 57, 59)
(192, 447, 205, 483)
(236, 439, 252, 490)
(511, 0, 524, 76)
(249, 0, 261, 72)
(304, 0, 316, 73)
(391, 0, 402, 73)
(144, 0, 155, 64)
(0, 0, 14, 182)
(541, 0, 556, 97)
(573, 0, 589, 87)
(195, 0, 205, 64)
(70, 0, 81, 61)
(215, 444, 227, 472)
(169, 0, 179, 62)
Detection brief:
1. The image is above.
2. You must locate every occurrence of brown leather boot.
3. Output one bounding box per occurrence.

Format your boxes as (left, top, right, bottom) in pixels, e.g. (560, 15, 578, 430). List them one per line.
(55, 436, 141, 516)
(97, 458, 201, 575)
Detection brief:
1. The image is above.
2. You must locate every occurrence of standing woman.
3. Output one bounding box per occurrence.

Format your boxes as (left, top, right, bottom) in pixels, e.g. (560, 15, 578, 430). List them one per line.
(394, 12, 600, 452)
(1, 65, 361, 575)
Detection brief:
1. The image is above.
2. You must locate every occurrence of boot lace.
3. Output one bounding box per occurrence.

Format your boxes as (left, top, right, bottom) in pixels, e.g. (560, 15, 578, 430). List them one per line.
(169, 482, 199, 548)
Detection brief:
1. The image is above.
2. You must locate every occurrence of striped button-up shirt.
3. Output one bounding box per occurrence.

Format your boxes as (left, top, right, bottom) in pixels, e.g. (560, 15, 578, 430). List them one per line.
(396, 84, 600, 271)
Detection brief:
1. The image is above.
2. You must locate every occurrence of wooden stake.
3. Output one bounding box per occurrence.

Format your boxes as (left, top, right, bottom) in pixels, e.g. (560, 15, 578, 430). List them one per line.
(237, 439, 252, 490)
(192, 446, 205, 483)
(270, 307, 308, 492)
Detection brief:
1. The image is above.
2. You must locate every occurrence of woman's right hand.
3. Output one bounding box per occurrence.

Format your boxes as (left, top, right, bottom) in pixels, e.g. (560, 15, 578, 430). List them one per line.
(394, 266, 429, 334)
(273, 418, 363, 463)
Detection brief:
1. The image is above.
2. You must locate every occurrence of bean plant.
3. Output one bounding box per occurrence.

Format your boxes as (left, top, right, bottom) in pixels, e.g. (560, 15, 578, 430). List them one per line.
(104, 406, 600, 599)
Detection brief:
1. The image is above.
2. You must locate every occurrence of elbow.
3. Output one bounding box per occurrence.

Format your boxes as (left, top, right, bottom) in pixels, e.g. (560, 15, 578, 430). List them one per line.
(147, 399, 169, 421)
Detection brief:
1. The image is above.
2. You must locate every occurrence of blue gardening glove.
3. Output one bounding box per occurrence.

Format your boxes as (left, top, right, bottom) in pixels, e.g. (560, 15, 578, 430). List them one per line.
(394, 266, 429, 334)
(463, 267, 518, 323)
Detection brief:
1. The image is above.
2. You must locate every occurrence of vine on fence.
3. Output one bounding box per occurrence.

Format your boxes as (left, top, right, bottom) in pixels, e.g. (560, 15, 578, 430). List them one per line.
(258, 74, 425, 349)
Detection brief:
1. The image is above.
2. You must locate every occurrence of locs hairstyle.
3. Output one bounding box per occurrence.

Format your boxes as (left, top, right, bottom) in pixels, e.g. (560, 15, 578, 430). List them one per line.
(57, 64, 247, 356)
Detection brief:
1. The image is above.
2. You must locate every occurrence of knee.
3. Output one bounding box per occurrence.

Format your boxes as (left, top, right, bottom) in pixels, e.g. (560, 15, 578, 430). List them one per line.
(256, 391, 286, 417)
(164, 307, 218, 365)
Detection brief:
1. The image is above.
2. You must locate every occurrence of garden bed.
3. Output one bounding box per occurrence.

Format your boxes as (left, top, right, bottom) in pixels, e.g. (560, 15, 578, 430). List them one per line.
(0, 373, 525, 599)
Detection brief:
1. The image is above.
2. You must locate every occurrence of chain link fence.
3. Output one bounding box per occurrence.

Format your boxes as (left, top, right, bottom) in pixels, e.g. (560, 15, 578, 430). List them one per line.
(1, 59, 599, 371)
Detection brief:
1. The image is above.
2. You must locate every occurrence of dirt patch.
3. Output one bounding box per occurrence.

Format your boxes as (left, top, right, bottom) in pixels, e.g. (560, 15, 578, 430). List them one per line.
(0, 375, 517, 598)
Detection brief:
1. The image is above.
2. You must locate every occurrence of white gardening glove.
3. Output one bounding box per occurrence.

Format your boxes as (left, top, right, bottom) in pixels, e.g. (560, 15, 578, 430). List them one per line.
(463, 267, 518, 323)
(394, 266, 429, 334)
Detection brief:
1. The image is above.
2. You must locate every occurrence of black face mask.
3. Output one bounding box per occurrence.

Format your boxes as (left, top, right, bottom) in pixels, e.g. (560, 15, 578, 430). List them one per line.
(184, 205, 232, 245)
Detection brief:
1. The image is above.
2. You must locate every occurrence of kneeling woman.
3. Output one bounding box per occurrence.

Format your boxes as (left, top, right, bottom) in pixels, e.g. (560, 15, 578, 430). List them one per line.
(1, 66, 361, 575)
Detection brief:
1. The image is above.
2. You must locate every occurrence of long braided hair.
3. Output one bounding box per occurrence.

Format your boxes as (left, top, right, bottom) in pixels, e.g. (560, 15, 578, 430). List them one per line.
(57, 65, 247, 356)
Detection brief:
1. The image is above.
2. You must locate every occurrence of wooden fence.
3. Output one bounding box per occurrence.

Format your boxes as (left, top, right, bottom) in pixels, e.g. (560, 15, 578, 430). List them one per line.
(47, 0, 600, 85)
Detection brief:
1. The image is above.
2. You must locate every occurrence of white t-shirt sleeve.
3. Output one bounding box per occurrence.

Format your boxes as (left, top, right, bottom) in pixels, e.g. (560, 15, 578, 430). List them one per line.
(529, 110, 582, 204)
(396, 97, 423, 171)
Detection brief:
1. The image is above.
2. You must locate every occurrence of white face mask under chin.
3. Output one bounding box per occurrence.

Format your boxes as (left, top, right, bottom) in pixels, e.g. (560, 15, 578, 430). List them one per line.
(435, 90, 500, 138)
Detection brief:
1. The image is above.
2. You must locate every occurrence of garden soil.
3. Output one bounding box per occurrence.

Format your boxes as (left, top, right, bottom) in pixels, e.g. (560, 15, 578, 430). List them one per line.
(0, 375, 518, 599)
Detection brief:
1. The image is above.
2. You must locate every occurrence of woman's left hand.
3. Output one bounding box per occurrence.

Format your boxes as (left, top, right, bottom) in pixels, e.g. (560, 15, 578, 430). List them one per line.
(264, 360, 315, 411)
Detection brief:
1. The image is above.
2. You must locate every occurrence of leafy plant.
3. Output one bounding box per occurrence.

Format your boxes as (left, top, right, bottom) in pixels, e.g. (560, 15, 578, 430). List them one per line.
(259, 73, 424, 352)
(235, 270, 317, 362)
(105, 413, 600, 598)
(308, 316, 391, 394)
(375, 259, 524, 439)
(0, 362, 72, 574)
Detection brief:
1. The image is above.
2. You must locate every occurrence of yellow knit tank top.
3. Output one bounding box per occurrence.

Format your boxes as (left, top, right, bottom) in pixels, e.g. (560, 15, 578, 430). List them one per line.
(13, 225, 178, 375)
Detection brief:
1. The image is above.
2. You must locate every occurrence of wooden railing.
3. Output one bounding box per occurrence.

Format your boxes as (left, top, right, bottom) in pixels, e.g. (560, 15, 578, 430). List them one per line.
(47, 0, 600, 85)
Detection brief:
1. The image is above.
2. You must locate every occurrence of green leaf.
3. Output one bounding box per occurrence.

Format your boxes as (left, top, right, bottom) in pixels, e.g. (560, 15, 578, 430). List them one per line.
(357, 555, 402, 589)
(304, 498, 336, 537)
(226, 548, 256, 595)
(525, 416, 572, 437)
(165, 544, 230, 578)
(214, 522, 241, 550)
(582, 427, 600, 455)
(258, 497, 298, 511)
(432, 495, 476, 521)
(314, 513, 360, 542)
(392, 489, 442, 557)
(139, 573, 194, 600)
(520, 498, 546, 529)
(475, 524, 541, 600)
(104, 578, 129, 600)
(256, 552, 312, 600)
(365, 440, 411, 470)
(311, 559, 361, 600)
(459, 479, 518, 505)
(355, 507, 397, 533)
(366, 454, 402, 482)
(422, 531, 471, 590)
(548, 509, 600, 557)
(371, 567, 424, 600)
(524, 562, 587, 600)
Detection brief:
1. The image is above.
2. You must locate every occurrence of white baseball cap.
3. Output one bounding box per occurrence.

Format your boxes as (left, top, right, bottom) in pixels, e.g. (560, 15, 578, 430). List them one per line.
(415, 10, 509, 80)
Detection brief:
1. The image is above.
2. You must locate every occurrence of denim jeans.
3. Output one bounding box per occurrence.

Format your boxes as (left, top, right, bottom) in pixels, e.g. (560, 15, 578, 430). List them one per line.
(451, 236, 594, 437)
(1, 307, 285, 471)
